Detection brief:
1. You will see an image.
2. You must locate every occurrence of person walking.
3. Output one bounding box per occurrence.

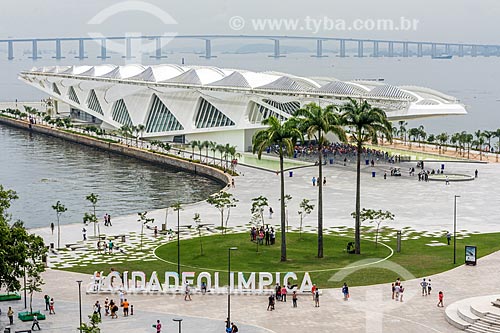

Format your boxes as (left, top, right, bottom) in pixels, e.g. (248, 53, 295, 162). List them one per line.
(93, 300, 101, 318)
(50, 222, 54, 235)
(399, 285, 405, 302)
(104, 298, 109, 316)
(231, 322, 239, 332)
(312, 176, 316, 186)
(267, 293, 275, 311)
(184, 282, 192, 301)
(269, 207, 273, 219)
(342, 283, 349, 301)
(154, 319, 162, 333)
(292, 291, 298, 308)
(446, 232, 452, 245)
(437, 291, 444, 307)
(7, 306, 14, 325)
(49, 298, 55, 314)
(32, 314, 41, 331)
(82, 227, 87, 241)
(427, 279, 432, 295)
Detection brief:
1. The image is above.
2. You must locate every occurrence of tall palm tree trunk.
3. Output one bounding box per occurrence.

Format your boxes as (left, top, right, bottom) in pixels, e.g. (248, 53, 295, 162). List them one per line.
(355, 139, 362, 254)
(279, 146, 287, 262)
(317, 143, 324, 258)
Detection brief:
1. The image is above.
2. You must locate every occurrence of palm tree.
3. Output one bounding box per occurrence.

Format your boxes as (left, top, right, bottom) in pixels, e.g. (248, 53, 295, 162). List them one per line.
(340, 98, 392, 255)
(201, 140, 210, 164)
(436, 132, 449, 154)
(450, 132, 461, 154)
(253, 116, 302, 262)
(120, 125, 132, 145)
(461, 132, 473, 159)
(209, 141, 217, 165)
(293, 103, 346, 258)
(190, 140, 199, 160)
(136, 124, 146, 148)
(216, 144, 225, 167)
(482, 130, 493, 152)
(397, 121, 407, 145)
(418, 125, 426, 149)
(494, 129, 500, 162)
(474, 130, 486, 160)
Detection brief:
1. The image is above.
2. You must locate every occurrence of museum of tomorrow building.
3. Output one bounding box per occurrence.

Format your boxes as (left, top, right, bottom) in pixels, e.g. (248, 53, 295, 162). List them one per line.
(19, 64, 466, 151)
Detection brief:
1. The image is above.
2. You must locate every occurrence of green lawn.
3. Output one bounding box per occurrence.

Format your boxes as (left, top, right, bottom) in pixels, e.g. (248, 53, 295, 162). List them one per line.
(61, 230, 500, 288)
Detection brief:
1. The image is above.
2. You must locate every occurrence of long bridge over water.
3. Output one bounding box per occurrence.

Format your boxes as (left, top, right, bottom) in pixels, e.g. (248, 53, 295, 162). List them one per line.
(1, 34, 499, 60)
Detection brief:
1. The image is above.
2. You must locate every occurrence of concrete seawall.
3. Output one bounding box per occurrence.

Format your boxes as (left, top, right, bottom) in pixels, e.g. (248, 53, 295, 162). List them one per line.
(0, 115, 231, 187)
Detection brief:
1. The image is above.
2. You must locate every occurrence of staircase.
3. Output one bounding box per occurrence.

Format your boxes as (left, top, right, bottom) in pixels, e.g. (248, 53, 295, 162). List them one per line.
(446, 295, 500, 332)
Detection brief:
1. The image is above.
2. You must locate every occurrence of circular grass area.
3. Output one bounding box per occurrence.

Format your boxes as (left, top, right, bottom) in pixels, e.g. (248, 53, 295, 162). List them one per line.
(155, 232, 392, 286)
(428, 173, 474, 181)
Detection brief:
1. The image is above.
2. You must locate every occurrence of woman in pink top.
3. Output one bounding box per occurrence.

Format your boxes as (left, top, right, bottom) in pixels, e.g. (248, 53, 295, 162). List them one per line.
(281, 286, 287, 302)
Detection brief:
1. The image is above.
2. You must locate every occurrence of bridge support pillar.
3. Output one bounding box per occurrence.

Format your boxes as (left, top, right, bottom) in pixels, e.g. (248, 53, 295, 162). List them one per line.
(472, 45, 477, 57)
(52, 39, 65, 60)
(8, 40, 14, 60)
(29, 40, 41, 60)
(150, 37, 168, 59)
(75, 39, 88, 60)
(417, 43, 423, 57)
(311, 40, 327, 57)
(388, 42, 394, 57)
(201, 39, 217, 59)
(357, 41, 363, 57)
(431, 44, 437, 57)
(403, 42, 409, 57)
(98, 39, 110, 60)
(339, 40, 346, 57)
(458, 45, 464, 57)
(372, 41, 379, 57)
(269, 39, 285, 58)
(445, 44, 451, 55)
(123, 37, 136, 59)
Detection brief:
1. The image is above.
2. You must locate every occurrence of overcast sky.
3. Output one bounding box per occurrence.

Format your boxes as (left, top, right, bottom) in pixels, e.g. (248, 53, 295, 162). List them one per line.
(0, 0, 498, 44)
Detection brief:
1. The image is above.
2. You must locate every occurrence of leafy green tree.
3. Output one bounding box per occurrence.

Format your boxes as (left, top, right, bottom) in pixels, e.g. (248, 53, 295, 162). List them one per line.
(474, 130, 485, 161)
(340, 98, 392, 254)
(79, 313, 102, 333)
(253, 116, 302, 261)
(298, 199, 315, 240)
(408, 128, 420, 148)
(24, 233, 47, 314)
(294, 103, 346, 258)
(250, 195, 268, 228)
(137, 211, 154, 251)
(352, 209, 394, 247)
(0, 186, 47, 298)
(52, 200, 67, 249)
(206, 191, 238, 234)
(86, 193, 99, 237)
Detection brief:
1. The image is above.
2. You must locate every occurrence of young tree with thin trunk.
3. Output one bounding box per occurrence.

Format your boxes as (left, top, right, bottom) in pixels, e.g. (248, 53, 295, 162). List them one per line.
(52, 201, 67, 249)
(352, 209, 394, 247)
(298, 199, 314, 240)
(86, 193, 99, 237)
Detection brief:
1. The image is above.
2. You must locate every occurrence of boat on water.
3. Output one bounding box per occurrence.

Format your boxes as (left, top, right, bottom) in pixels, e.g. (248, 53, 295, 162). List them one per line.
(432, 54, 453, 59)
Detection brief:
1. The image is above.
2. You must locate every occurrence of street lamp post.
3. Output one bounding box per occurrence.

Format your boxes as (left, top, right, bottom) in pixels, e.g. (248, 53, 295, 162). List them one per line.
(453, 195, 460, 264)
(77, 280, 83, 332)
(227, 247, 238, 329)
(177, 205, 180, 278)
(173, 318, 183, 333)
(23, 266, 27, 309)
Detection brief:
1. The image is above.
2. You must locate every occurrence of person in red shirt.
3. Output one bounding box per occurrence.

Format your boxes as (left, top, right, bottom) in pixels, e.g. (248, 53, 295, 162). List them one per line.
(437, 291, 444, 307)
(154, 319, 162, 333)
(311, 284, 317, 301)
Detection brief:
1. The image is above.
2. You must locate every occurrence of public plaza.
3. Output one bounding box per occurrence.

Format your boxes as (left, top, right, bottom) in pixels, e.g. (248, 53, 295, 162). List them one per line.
(2, 152, 500, 332)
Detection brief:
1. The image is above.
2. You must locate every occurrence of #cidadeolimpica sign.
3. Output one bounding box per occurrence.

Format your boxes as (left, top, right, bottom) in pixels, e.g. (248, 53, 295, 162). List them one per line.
(88, 271, 314, 294)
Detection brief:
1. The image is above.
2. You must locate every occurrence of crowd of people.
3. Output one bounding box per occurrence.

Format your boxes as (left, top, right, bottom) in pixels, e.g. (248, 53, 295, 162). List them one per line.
(250, 226, 276, 245)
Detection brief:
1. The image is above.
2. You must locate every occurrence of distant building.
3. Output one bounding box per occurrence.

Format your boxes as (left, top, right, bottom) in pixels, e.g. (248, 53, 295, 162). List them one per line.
(19, 64, 466, 150)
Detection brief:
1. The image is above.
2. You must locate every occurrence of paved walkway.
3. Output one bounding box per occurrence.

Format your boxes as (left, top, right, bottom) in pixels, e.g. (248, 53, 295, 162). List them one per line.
(2, 248, 500, 332)
(4, 125, 500, 332)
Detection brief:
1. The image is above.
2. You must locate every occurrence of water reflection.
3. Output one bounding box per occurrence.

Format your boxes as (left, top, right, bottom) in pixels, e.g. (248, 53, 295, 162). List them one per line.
(0, 124, 223, 228)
